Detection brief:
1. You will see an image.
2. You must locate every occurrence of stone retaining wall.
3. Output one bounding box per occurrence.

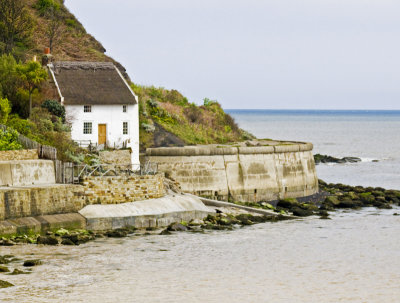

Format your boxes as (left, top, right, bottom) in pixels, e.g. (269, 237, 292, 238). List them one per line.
(0, 185, 86, 220)
(0, 149, 38, 161)
(82, 173, 165, 204)
(99, 150, 132, 165)
(146, 142, 318, 202)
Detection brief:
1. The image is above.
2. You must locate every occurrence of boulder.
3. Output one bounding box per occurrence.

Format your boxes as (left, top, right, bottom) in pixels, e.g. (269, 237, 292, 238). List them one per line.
(337, 199, 362, 208)
(167, 223, 188, 232)
(0, 266, 9, 272)
(0, 280, 13, 288)
(106, 229, 128, 238)
(61, 238, 75, 245)
(291, 207, 314, 217)
(23, 259, 42, 267)
(37, 235, 59, 245)
(277, 198, 299, 209)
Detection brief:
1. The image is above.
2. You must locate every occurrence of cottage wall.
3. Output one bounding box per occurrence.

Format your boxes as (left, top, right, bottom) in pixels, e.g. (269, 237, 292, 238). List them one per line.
(66, 104, 140, 165)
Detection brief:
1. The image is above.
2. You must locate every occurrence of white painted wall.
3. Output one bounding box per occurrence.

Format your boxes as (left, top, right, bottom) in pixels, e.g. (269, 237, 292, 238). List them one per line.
(66, 104, 140, 165)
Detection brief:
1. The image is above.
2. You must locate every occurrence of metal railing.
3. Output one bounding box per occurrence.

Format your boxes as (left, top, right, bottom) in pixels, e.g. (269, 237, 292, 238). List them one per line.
(72, 162, 158, 184)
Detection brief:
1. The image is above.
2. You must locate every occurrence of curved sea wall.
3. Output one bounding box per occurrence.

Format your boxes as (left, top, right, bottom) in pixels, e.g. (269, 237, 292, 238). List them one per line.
(146, 141, 318, 202)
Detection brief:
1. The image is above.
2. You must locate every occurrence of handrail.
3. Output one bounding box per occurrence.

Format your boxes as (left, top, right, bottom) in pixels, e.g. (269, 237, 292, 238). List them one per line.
(72, 162, 158, 184)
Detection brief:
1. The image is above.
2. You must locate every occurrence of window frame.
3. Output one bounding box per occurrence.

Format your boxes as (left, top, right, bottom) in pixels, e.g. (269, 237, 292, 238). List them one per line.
(122, 121, 128, 135)
(84, 105, 92, 113)
(83, 122, 92, 134)
(123, 105, 127, 113)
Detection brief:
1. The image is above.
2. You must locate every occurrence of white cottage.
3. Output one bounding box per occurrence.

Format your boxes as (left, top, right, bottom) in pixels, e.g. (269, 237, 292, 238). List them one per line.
(48, 61, 140, 166)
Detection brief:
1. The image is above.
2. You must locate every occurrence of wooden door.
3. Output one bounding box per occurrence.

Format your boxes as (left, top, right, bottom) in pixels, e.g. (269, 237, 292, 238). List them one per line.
(98, 124, 107, 145)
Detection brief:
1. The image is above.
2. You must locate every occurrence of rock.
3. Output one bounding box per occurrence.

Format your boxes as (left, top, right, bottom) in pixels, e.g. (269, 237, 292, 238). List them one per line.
(61, 238, 75, 245)
(291, 207, 314, 217)
(0, 266, 9, 272)
(167, 223, 188, 232)
(9, 269, 28, 275)
(54, 228, 69, 236)
(393, 213, 399, 216)
(106, 229, 128, 238)
(37, 235, 59, 245)
(235, 214, 255, 225)
(159, 229, 171, 235)
(0, 239, 15, 246)
(0, 280, 14, 288)
(359, 193, 375, 205)
(277, 198, 299, 209)
(324, 196, 340, 206)
(189, 219, 204, 226)
(23, 259, 42, 267)
(314, 154, 361, 164)
(337, 199, 363, 208)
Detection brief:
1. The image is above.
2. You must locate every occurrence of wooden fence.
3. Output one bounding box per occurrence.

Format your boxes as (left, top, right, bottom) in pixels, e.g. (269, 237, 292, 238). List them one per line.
(54, 160, 74, 184)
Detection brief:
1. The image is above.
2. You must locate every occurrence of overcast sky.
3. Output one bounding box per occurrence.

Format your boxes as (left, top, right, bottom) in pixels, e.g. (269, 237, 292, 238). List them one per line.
(65, 0, 400, 109)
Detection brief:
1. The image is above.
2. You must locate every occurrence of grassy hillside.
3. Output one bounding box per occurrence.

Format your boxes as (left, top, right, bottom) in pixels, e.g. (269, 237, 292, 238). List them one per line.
(0, 0, 252, 157)
(132, 84, 253, 150)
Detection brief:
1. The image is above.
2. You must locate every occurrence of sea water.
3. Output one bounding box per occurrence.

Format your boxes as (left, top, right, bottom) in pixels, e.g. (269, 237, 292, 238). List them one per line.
(1, 110, 399, 303)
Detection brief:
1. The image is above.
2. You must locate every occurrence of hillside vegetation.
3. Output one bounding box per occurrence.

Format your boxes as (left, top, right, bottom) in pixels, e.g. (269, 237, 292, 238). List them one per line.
(0, 0, 252, 158)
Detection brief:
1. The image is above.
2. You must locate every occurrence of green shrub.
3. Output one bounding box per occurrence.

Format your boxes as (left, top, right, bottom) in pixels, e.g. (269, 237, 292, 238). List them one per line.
(34, 0, 60, 15)
(0, 97, 11, 124)
(0, 128, 22, 151)
(41, 99, 65, 121)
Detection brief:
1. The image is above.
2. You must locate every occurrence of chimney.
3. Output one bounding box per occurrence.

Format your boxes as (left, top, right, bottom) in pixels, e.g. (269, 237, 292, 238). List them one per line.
(42, 47, 53, 66)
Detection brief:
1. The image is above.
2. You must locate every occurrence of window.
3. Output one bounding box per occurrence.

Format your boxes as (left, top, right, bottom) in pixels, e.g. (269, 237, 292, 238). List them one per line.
(84, 105, 92, 112)
(123, 122, 128, 135)
(83, 122, 92, 134)
(123, 105, 127, 112)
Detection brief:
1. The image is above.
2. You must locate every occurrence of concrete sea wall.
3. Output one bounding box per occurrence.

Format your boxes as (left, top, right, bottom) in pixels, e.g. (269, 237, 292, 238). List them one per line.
(0, 160, 56, 186)
(146, 142, 318, 202)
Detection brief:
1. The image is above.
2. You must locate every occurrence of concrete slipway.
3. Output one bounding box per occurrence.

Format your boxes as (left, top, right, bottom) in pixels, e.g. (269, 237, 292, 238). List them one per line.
(79, 194, 214, 231)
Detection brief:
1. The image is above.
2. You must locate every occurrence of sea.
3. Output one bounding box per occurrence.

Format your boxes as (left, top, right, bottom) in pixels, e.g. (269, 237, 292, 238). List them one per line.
(1, 110, 399, 303)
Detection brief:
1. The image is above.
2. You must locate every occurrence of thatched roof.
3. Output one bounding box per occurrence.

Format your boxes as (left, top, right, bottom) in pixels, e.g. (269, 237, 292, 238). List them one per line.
(50, 61, 137, 105)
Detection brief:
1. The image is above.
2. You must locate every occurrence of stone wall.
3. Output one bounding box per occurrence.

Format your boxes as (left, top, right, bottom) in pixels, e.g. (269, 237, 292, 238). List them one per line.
(82, 173, 165, 204)
(99, 150, 132, 165)
(0, 149, 38, 161)
(0, 185, 87, 220)
(146, 142, 319, 202)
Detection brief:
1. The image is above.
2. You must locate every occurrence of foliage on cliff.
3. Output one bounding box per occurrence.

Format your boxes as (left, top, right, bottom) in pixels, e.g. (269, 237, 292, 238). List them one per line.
(132, 84, 253, 150)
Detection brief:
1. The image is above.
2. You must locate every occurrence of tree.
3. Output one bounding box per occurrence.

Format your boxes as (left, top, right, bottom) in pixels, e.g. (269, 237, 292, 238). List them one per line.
(0, 0, 33, 54)
(0, 97, 11, 124)
(45, 6, 65, 53)
(16, 61, 48, 117)
(0, 54, 18, 101)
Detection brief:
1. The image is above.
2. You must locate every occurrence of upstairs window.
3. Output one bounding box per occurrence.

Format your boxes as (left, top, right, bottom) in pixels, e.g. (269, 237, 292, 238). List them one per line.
(123, 105, 127, 112)
(123, 122, 128, 135)
(84, 105, 92, 112)
(83, 122, 92, 134)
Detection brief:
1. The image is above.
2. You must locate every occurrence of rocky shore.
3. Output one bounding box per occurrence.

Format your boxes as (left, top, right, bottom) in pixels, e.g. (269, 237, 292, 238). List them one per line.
(314, 153, 363, 164)
(1, 180, 399, 288)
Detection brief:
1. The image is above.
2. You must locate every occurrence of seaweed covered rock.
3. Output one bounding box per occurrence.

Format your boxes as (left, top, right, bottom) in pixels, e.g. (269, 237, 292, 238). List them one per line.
(23, 259, 42, 267)
(0, 280, 14, 288)
(37, 235, 59, 245)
